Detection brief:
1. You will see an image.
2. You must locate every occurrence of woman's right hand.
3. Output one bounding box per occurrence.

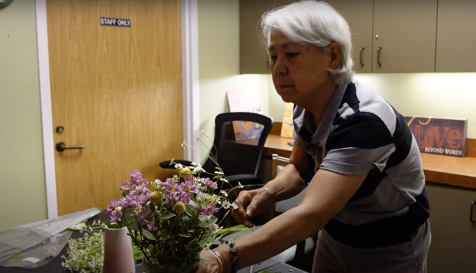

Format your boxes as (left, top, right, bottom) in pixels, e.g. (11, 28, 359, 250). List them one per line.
(231, 187, 274, 228)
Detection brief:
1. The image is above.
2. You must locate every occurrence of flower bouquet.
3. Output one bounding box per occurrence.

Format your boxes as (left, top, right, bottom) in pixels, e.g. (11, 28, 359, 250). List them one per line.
(105, 141, 242, 273)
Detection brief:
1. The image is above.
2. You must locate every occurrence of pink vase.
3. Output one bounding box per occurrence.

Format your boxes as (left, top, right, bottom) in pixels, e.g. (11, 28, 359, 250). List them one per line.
(103, 227, 136, 273)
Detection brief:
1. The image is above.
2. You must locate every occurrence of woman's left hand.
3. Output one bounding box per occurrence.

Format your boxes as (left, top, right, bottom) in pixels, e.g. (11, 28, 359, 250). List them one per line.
(194, 249, 222, 273)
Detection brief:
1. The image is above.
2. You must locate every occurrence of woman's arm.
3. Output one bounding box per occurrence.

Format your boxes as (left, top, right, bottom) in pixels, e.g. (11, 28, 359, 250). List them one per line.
(217, 165, 369, 272)
(231, 143, 310, 226)
(264, 142, 313, 202)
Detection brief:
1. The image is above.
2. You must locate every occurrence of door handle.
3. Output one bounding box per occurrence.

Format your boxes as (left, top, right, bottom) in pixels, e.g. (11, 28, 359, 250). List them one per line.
(56, 142, 85, 152)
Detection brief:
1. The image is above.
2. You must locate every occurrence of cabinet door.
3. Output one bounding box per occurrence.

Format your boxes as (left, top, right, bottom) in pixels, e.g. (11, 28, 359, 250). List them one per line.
(325, 0, 373, 73)
(436, 0, 476, 72)
(240, 0, 293, 74)
(240, 0, 373, 74)
(425, 182, 476, 273)
(372, 0, 437, 73)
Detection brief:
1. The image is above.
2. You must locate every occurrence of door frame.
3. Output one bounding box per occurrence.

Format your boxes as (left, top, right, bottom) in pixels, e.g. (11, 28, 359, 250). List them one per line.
(35, 0, 200, 219)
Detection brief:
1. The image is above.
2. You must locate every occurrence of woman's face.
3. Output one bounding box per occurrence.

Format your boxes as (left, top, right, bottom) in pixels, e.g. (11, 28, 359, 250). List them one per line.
(268, 30, 338, 107)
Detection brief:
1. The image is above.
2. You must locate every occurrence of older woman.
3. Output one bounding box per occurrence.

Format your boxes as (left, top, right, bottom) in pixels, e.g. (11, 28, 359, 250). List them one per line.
(197, 1, 431, 272)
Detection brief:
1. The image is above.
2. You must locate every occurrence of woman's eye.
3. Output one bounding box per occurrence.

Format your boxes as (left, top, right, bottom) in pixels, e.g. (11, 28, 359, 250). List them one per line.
(287, 52, 298, 58)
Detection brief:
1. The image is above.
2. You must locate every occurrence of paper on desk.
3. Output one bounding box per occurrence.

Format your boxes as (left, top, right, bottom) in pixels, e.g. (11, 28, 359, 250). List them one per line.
(0, 207, 100, 268)
(0, 230, 72, 268)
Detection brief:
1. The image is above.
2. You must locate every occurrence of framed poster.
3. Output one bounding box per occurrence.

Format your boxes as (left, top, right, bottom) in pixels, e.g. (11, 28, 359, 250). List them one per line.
(280, 102, 294, 138)
(404, 116, 467, 157)
(227, 90, 263, 140)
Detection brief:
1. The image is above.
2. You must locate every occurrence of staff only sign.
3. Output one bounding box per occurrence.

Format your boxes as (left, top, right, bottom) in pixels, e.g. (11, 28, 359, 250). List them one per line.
(404, 116, 468, 157)
(100, 17, 131, 27)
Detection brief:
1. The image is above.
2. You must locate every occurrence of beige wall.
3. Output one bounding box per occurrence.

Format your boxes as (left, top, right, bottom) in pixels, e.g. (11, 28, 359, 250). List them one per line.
(198, 0, 269, 162)
(0, 0, 47, 230)
(269, 73, 476, 139)
(355, 73, 476, 139)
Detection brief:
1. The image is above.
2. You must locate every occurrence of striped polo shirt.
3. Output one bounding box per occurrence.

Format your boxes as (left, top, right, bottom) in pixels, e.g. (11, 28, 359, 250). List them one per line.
(293, 81, 431, 271)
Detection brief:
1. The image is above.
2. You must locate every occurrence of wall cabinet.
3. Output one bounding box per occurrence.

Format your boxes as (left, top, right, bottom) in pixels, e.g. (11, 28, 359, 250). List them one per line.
(240, 0, 437, 74)
(324, 0, 373, 73)
(436, 0, 476, 72)
(425, 182, 476, 273)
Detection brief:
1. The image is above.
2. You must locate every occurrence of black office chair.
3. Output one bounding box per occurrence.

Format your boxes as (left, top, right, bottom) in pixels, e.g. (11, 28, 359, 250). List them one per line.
(159, 112, 274, 187)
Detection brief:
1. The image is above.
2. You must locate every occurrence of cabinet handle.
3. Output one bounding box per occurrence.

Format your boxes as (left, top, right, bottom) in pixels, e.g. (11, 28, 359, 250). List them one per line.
(377, 47, 382, 66)
(471, 201, 475, 224)
(359, 47, 364, 67)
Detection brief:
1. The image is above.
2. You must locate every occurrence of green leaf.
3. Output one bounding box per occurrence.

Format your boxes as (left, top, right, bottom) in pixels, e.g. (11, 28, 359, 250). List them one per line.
(151, 179, 161, 189)
(162, 213, 176, 220)
(189, 200, 198, 208)
(179, 233, 191, 238)
(186, 238, 198, 249)
(184, 204, 194, 216)
(197, 215, 217, 228)
(209, 216, 218, 225)
(142, 230, 156, 241)
(103, 221, 114, 228)
(149, 202, 156, 212)
(198, 221, 211, 228)
(198, 215, 210, 222)
(207, 237, 221, 245)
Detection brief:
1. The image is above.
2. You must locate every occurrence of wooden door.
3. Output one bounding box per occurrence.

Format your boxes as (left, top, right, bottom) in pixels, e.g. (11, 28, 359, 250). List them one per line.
(47, 0, 183, 216)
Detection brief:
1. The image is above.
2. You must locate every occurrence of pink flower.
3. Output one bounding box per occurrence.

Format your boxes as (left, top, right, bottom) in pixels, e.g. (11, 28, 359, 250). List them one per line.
(200, 203, 218, 216)
(200, 177, 217, 192)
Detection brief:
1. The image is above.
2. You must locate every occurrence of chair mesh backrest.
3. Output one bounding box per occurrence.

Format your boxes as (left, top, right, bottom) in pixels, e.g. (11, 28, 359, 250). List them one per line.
(202, 112, 273, 177)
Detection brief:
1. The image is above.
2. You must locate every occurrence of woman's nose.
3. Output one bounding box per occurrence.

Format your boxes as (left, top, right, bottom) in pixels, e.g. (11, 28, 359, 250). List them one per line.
(273, 57, 287, 75)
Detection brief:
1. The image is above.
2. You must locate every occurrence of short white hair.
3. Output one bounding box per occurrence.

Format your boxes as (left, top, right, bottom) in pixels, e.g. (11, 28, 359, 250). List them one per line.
(261, 0, 354, 84)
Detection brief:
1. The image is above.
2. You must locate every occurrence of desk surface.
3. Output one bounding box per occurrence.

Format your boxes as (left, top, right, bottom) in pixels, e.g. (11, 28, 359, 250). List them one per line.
(2, 211, 308, 273)
(264, 134, 476, 190)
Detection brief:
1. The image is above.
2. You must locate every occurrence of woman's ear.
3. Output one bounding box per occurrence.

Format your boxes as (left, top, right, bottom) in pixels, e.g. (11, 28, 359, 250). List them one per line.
(328, 42, 341, 70)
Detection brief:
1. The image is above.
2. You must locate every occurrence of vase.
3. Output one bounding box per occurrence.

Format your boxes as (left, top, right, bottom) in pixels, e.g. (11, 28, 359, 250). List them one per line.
(103, 227, 136, 273)
(142, 257, 198, 273)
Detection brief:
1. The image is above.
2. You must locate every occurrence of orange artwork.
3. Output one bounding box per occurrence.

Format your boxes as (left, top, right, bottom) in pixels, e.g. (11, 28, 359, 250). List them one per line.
(280, 102, 294, 138)
(226, 90, 263, 140)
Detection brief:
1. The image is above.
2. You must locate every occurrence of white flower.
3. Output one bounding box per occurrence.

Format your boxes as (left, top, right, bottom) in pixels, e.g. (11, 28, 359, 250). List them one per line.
(181, 141, 187, 149)
(222, 200, 232, 209)
(215, 171, 224, 175)
(220, 190, 228, 197)
(193, 166, 204, 173)
(210, 224, 219, 234)
(232, 202, 239, 210)
(220, 178, 229, 183)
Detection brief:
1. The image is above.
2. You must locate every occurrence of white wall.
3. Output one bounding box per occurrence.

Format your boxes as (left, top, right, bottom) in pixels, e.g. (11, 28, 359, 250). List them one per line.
(0, 0, 47, 230)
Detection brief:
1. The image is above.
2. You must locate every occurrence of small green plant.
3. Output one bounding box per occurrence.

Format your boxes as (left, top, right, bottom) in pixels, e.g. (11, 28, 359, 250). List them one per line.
(61, 222, 142, 273)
